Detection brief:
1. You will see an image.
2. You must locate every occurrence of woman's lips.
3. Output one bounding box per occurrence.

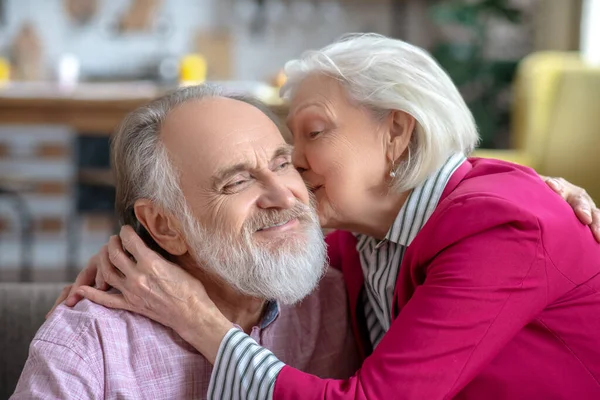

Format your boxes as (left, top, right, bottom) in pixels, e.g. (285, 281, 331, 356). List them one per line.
(311, 185, 324, 194)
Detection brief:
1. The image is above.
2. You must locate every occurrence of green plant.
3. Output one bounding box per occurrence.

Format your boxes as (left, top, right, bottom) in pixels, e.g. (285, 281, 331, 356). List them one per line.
(429, 0, 522, 148)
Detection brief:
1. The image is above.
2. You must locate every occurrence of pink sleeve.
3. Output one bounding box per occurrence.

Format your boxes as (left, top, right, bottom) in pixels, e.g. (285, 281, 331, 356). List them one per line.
(324, 230, 344, 271)
(11, 339, 102, 400)
(273, 195, 547, 399)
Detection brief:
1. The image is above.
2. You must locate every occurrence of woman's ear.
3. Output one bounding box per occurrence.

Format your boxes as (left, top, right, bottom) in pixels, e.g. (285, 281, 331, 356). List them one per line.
(385, 110, 416, 163)
(133, 199, 188, 256)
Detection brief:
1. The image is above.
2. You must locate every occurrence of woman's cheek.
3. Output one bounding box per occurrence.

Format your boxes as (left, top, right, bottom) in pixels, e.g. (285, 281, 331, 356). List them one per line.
(304, 144, 324, 170)
(309, 136, 342, 170)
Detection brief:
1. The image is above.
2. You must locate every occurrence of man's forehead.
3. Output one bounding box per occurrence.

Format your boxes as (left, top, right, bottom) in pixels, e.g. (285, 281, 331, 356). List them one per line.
(210, 141, 292, 174)
(160, 97, 287, 177)
(193, 141, 292, 190)
(162, 97, 276, 140)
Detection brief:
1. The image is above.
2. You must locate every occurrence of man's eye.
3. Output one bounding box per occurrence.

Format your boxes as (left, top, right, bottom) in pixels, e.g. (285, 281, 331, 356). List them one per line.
(224, 180, 248, 192)
(309, 131, 322, 138)
(277, 161, 291, 170)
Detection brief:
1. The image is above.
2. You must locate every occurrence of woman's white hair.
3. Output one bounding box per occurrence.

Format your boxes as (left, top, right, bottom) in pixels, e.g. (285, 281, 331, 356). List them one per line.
(281, 33, 479, 192)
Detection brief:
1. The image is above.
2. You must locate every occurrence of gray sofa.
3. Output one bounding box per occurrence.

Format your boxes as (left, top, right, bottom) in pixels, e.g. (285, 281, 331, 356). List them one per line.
(0, 283, 66, 399)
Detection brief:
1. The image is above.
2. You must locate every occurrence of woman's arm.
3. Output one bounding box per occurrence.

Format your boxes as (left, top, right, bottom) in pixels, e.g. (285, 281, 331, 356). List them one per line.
(203, 195, 548, 400)
(544, 177, 599, 241)
(78, 195, 549, 400)
(45, 175, 599, 317)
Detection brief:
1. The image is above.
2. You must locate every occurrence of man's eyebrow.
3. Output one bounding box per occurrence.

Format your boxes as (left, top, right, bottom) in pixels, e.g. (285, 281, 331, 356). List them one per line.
(213, 163, 251, 186)
(272, 144, 293, 160)
(212, 144, 294, 186)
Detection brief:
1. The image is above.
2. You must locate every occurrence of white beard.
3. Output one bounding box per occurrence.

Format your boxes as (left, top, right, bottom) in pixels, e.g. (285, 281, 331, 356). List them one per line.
(180, 202, 327, 304)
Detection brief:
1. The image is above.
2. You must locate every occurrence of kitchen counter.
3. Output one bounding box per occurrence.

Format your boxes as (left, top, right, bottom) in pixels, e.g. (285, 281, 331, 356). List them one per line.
(0, 82, 288, 134)
(0, 82, 290, 280)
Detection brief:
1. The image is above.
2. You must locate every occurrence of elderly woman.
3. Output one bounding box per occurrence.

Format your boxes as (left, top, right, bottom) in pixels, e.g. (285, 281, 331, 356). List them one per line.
(58, 35, 600, 399)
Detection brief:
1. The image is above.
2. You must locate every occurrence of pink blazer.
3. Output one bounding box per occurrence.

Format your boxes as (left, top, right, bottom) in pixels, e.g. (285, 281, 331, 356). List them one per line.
(274, 158, 600, 399)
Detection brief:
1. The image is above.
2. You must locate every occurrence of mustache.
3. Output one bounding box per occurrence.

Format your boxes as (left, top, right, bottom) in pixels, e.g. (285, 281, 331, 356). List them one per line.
(244, 201, 315, 233)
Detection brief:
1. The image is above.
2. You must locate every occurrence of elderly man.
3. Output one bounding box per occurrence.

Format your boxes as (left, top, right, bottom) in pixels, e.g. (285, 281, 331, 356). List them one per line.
(11, 85, 360, 399)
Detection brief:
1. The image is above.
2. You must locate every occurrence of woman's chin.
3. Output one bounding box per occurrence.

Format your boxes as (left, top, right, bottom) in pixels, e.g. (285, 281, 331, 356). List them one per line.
(317, 210, 337, 231)
(316, 200, 340, 231)
(317, 211, 329, 229)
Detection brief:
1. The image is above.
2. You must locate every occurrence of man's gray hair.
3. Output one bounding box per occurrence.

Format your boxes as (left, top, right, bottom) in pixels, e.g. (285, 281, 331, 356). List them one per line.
(281, 33, 480, 193)
(111, 84, 285, 252)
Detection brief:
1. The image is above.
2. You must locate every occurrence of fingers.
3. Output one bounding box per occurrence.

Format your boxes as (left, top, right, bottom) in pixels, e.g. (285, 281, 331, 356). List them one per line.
(46, 284, 72, 319)
(64, 254, 102, 307)
(98, 243, 126, 291)
(546, 177, 597, 226)
(572, 193, 593, 225)
(119, 225, 152, 261)
(567, 190, 595, 226)
(95, 266, 109, 292)
(64, 286, 83, 308)
(545, 177, 566, 199)
(108, 235, 136, 276)
(92, 245, 110, 298)
(76, 286, 131, 312)
(592, 209, 600, 243)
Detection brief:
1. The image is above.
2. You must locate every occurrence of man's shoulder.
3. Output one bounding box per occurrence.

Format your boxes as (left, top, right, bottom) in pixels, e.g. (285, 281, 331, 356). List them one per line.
(17, 299, 211, 399)
(37, 298, 169, 351)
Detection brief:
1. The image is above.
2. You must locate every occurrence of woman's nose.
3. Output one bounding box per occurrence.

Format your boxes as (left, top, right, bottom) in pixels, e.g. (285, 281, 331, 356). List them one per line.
(292, 143, 309, 174)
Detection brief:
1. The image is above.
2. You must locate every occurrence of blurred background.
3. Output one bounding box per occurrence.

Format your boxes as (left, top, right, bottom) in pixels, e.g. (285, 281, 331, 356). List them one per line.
(0, 0, 598, 282)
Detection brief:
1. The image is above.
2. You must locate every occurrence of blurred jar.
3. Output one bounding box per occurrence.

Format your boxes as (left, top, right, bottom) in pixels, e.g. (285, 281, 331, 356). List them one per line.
(179, 54, 207, 86)
(158, 56, 180, 86)
(57, 54, 80, 90)
(0, 57, 10, 85)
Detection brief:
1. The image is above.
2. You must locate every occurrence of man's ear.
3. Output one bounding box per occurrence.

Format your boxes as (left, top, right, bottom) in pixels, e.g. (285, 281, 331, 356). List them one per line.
(385, 110, 416, 163)
(133, 199, 187, 256)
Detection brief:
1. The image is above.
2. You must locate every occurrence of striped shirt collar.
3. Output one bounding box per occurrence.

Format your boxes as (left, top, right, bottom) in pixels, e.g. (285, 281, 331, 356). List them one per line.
(383, 153, 466, 247)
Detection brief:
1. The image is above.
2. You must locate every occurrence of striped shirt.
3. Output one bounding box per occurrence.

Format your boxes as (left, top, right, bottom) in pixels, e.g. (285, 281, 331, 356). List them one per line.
(208, 154, 466, 400)
(359, 153, 466, 347)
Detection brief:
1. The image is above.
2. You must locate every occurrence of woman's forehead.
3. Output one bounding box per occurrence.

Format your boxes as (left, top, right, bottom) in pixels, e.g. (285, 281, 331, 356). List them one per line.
(289, 76, 350, 118)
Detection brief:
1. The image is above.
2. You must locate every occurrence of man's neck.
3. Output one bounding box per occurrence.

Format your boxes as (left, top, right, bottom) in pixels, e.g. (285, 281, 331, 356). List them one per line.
(177, 255, 266, 334)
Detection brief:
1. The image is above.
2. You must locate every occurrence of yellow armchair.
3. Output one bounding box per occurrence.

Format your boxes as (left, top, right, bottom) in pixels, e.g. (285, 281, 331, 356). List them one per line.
(474, 52, 600, 201)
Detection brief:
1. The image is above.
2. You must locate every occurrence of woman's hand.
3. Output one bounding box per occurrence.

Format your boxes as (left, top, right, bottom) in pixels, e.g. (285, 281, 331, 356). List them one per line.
(74, 226, 233, 364)
(544, 177, 599, 242)
(46, 249, 108, 318)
